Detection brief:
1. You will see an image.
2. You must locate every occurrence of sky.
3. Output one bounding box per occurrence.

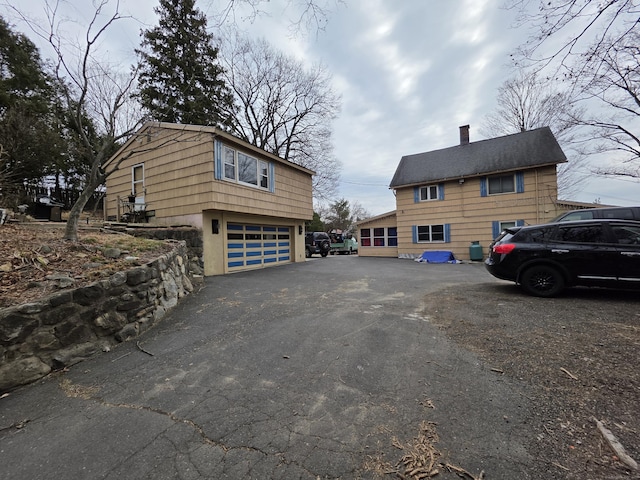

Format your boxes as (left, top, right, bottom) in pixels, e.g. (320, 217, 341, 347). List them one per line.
(7, 0, 639, 216)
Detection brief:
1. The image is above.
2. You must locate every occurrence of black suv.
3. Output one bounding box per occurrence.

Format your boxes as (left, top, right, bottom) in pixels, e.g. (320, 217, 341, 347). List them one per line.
(305, 231, 331, 258)
(485, 219, 640, 297)
(552, 205, 640, 222)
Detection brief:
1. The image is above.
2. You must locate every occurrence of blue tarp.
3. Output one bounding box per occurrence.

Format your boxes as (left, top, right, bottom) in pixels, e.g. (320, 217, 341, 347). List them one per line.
(415, 250, 457, 263)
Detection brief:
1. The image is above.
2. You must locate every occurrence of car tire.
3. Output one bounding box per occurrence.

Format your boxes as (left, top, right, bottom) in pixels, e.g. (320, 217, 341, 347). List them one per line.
(305, 247, 311, 258)
(520, 265, 565, 297)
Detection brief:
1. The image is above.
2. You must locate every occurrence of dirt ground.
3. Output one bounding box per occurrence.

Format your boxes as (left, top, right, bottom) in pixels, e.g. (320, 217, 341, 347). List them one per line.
(0, 223, 174, 309)
(422, 282, 640, 479)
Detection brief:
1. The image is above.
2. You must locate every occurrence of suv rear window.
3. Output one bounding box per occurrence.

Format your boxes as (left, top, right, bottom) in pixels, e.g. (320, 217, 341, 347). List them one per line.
(601, 208, 635, 220)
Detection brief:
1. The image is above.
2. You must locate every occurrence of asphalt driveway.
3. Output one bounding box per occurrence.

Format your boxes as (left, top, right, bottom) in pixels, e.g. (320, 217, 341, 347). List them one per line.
(0, 256, 578, 479)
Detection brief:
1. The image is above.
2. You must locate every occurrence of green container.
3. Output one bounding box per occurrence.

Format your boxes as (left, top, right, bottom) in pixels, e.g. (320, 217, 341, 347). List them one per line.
(469, 241, 483, 261)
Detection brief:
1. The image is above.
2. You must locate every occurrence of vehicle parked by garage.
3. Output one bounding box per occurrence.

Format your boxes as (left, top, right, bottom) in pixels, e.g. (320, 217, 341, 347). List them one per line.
(552, 205, 640, 222)
(305, 231, 331, 258)
(329, 230, 358, 255)
(485, 219, 640, 297)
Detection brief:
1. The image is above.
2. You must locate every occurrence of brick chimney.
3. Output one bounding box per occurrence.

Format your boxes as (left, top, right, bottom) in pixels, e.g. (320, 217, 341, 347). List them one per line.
(459, 125, 470, 145)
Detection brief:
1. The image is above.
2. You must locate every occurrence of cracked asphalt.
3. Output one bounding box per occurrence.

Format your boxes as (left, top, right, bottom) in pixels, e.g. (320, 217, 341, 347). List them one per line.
(0, 256, 535, 479)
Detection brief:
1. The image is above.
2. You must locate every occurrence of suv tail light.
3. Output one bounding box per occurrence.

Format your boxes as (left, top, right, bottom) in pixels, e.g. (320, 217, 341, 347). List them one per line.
(493, 243, 516, 254)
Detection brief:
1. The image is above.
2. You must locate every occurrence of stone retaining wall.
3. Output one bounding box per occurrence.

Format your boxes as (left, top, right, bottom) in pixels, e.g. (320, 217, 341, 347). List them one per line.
(0, 241, 195, 392)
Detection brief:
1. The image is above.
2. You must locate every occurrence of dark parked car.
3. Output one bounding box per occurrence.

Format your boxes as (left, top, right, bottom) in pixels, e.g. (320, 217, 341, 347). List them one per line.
(485, 219, 640, 297)
(305, 231, 331, 258)
(552, 205, 640, 222)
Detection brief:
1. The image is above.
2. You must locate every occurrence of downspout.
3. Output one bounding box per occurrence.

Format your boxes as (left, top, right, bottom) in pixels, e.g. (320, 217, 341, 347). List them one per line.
(535, 170, 540, 223)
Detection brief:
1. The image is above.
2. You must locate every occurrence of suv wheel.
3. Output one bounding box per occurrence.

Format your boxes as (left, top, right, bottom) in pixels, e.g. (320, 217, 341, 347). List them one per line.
(520, 265, 565, 297)
(305, 247, 312, 258)
(320, 240, 330, 257)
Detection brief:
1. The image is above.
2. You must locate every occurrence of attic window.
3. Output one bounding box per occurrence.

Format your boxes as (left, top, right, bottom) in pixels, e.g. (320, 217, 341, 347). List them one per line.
(488, 174, 515, 195)
(419, 185, 438, 201)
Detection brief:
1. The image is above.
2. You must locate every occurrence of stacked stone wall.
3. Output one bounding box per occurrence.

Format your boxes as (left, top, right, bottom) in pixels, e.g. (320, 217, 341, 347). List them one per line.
(0, 241, 194, 392)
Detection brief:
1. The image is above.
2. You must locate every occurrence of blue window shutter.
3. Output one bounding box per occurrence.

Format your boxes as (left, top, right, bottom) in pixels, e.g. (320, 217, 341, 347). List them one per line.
(516, 219, 525, 227)
(412, 225, 418, 243)
(444, 223, 451, 243)
(516, 172, 524, 193)
(269, 163, 275, 193)
(480, 177, 487, 197)
(214, 140, 222, 180)
(492, 221, 500, 239)
(414, 187, 419, 203)
(438, 183, 445, 200)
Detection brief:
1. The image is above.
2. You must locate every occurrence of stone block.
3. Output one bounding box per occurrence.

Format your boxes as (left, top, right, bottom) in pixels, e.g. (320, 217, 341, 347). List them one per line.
(73, 284, 105, 306)
(115, 323, 138, 342)
(52, 342, 102, 368)
(94, 311, 127, 334)
(54, 321, 96, 347)
(42, 304, 80, 326)
(0, 357, 51, 391)
(0, 312, 39, 345)
(126, 266, 151, 286)
(49, 291, 73, 307)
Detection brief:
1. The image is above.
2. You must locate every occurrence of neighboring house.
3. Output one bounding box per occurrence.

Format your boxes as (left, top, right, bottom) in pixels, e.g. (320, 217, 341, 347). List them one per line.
(359, 125, 571, 260)
(104, 122, 314, 275)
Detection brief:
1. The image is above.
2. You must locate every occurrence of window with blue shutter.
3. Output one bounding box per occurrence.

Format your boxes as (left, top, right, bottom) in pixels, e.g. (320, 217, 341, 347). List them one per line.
(492, 221, 500, 239)
(516, 172, 524, 193)
(269, 163, 275, 193)
(414, 224, 450, 242)
(214, 140, 222, 180)
(215, 142, 274, 191)
(480, 177, 488, 197)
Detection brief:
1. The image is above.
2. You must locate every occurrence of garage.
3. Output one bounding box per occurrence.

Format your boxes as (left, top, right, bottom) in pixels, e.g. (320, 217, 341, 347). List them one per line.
(226, 223, 292, 272)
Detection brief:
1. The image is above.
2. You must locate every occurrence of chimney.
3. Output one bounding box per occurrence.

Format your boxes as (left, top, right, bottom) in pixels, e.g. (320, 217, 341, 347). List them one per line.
(459, 125, 470, 145)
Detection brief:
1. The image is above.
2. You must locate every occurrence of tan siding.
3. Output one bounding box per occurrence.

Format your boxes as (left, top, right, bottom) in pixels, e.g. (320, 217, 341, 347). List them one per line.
(396, 167, 560, 260)
(357, 215, 398, 258)
(105, 128, 313, 223)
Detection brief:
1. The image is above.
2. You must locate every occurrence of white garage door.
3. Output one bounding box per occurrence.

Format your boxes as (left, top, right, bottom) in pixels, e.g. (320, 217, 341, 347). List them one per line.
(226, 223, 291, 272)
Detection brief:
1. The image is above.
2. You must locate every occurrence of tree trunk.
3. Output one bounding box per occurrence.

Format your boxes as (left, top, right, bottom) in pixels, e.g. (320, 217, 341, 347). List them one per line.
(63, 184, 99, 242)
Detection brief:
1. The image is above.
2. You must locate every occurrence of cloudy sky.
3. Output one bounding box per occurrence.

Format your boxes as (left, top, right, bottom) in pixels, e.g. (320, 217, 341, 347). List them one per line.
(9, 0, 639, 215)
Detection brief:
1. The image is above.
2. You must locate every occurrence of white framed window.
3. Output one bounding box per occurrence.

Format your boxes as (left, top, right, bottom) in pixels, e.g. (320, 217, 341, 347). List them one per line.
(420, 185, 438, 201)
(488, 174, 515, 195)
(499, 221, 516, 231)
(222, 146, 271, 190)
(417, 224, 445, 242)
(132, 164, 144, 196)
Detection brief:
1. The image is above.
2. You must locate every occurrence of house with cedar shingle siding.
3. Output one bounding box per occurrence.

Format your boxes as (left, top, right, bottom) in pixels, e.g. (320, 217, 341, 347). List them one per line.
(358, 126, 569, 261)
(104, 122, 314, 276)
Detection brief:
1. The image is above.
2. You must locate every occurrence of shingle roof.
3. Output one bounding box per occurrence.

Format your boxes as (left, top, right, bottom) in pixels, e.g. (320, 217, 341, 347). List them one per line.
(389, 126, 567, 188)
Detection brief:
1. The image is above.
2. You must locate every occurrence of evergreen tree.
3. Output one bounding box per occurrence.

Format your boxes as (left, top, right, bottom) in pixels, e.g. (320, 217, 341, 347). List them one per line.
(136, 0, 235, 128)
(0, 16, 63, 203)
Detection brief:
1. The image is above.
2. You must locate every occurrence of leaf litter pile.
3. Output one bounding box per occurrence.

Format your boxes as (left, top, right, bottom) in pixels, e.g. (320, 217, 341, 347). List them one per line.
(0, 224, 174, 309)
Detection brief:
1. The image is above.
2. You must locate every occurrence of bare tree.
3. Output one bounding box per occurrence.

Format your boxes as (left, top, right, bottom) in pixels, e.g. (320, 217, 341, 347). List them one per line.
(577, 29, 640, 179)
(482, 70, 588, 197)
(219, 34, 342, 201)
(4, 0, 147, 241)
(506, 0, 640, 180)
(207, 0, 343, 35)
